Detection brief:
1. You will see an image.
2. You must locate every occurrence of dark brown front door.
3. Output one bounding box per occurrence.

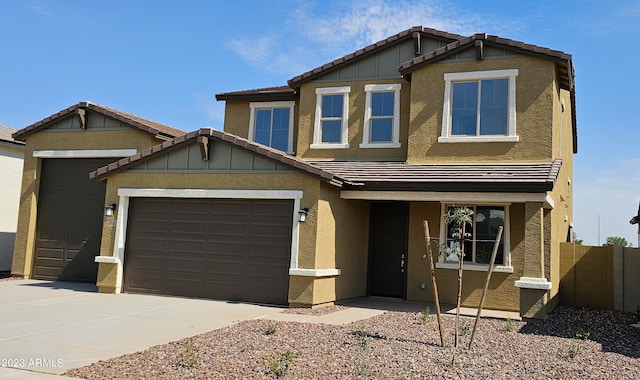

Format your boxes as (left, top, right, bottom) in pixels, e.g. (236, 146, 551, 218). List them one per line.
(33, 158, 114, 282)
(368, 201, 409, 298)
(123, 198, 292, 305)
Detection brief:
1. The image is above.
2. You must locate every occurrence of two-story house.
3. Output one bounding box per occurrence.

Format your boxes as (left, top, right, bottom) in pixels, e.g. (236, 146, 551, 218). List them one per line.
(11, 27, 575, 321)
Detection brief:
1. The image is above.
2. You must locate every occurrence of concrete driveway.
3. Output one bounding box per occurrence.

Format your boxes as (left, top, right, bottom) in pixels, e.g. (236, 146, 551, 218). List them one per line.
(0, 280, 283, 378)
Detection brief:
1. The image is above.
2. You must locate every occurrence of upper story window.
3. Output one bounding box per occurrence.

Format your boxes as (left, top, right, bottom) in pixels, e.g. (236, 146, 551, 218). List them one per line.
(360, 84, 401, 148)
(249, 101, 294, 154)
(311, 86, 350, 149)
(439, 69, 519, 143)
(437, 204, 512, 273)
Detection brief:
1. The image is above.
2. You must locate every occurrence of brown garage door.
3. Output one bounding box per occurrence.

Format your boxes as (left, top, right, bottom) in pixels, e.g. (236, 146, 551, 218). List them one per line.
(34, 158, 114, 282)
(123, 198, 293, 305)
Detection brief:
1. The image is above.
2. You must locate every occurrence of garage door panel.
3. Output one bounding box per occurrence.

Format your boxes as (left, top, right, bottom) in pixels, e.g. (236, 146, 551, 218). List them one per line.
(209, 222, 249, 236)
(124, 197, 292, 304)
(207, 241, 247, 256)
(171, 220, 208, 235)
(210, 201, 250, 216)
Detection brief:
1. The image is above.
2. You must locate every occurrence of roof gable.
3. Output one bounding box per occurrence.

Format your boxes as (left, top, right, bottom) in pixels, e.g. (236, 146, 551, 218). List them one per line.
(399, 33, 573, 90)
(13, 102, 186, 141)
(287, 26, 463, 88)
(90, 128, 346, 186)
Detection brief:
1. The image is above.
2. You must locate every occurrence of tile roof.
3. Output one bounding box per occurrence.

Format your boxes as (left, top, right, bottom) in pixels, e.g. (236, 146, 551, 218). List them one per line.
(12, 101, 186, 141)
(89, 128, 347, 187)
(287, 26, 464, 88)
(399, 33, 573, 90)
(215, 85, 297, 101)
(0, 125, 25, 146)
(311, 160, 562, 192)
(91, 123, 562, 194)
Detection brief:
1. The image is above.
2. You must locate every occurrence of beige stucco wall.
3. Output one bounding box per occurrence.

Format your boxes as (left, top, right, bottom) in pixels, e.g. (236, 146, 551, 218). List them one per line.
(98, 170, 368, 307)
(0, 143, 24, 271)
(406, 57, 556, 164)
(296, 79, 410, 161)
(546, 80, 576, 308)
(11, 128, 162, 278)
(406, 201, 523, 312)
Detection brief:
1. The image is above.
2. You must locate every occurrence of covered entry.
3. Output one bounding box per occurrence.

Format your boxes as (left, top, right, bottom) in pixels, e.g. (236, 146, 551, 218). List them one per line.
(123, 197, 293, 305)
(33, 158, 115, 282)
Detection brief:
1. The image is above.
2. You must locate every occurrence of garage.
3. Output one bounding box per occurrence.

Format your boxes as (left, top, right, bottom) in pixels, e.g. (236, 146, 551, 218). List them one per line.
(123, 197, 293, 305)
(34, 158, 115, 282)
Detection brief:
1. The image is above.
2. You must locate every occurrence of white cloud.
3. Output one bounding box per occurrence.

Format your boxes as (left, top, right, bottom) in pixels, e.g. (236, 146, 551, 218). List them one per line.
(28, 4, 53, 17)
(192, 91, 225, 130)
(226, 0, 516, 77)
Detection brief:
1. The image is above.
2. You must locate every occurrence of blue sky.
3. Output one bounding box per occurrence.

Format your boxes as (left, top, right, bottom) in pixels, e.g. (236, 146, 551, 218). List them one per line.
(1, 0, 638, 246)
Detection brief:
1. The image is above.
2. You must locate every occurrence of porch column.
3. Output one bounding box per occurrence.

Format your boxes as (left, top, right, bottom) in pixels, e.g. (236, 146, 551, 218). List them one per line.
(515, 202, 552, 320)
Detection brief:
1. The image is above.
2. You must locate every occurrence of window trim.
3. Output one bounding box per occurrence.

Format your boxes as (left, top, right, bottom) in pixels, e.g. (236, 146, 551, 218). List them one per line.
(311, 86, 350, 149)
(248, 101, 295, 154)
(360, 84, 401, 148)
(436, 203, 513, 273)
(439, 69, 519, 143)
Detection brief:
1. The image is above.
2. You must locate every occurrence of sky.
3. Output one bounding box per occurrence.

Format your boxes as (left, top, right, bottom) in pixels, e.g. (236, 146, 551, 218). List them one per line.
(0, 0, 638, 246)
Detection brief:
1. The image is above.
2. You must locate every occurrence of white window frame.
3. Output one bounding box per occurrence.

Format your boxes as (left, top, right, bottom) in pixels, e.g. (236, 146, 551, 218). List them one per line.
(436, 203, 513, 273)
(360, 84, 401, 148)
(311, 86, 350, 149)
(248, 101, 295, 154)
(439, 69, 519, 143)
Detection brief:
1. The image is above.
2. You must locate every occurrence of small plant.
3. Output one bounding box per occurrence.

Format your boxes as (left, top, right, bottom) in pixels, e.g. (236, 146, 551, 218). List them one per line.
(449, 352, 457, 367)
(506, 318, 516, 332)
(265, 324, 277, 335)
(575, 329, 591, 340)
(421, 306, 430, 325)
(263, 350, 296, 378)
(459, 322, 470, 337)
(568, 341, 581, 358)
(352, 325, 368, 348)
(352, 325, 372, 376)
(178, 338, 200, 368)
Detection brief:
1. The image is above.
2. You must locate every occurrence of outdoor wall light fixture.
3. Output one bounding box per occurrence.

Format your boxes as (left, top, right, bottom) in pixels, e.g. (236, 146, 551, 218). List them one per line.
(105, 204, 116, 217)
(298, 208, 309, 222)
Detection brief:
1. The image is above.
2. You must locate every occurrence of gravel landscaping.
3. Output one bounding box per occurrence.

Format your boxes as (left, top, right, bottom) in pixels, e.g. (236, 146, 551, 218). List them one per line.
(65, 305, 640, 379)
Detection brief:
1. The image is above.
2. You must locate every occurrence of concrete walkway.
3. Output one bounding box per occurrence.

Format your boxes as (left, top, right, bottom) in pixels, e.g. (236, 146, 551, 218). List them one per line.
(262, 297, 520, 325)
(0, 280, 283, 378)
(0, 280, 520, 379)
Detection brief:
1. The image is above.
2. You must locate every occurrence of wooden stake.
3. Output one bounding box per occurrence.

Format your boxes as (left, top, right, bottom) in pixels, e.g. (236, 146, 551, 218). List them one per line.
(468, 226, 504, 349)
(423, 221, 445, 347)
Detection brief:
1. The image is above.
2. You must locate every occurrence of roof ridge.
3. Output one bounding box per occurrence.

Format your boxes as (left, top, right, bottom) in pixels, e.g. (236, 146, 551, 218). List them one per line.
(287, 26, 463, 88)
(90, 128, 347, 187)
(12, 101, 186, 141)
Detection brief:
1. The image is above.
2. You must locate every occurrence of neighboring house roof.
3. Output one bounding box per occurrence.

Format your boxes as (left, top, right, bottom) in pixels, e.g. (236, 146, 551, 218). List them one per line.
(89, 128, 347, 187)
(312, 160, 562, 192)
(0, 125, 25, 146)
(215, 85, 297, 101)
(12, 101, 186, 141)
(287, 26, 463, 89)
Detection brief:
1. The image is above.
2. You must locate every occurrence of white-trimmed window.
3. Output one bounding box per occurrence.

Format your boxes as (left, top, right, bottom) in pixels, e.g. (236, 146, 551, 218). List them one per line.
(360, 84, 401, 148)
(311, 86, 350, 149)
(439, 69, 519, 143)
(437, 204, 512, 273)
(249, 101, 295, 153)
